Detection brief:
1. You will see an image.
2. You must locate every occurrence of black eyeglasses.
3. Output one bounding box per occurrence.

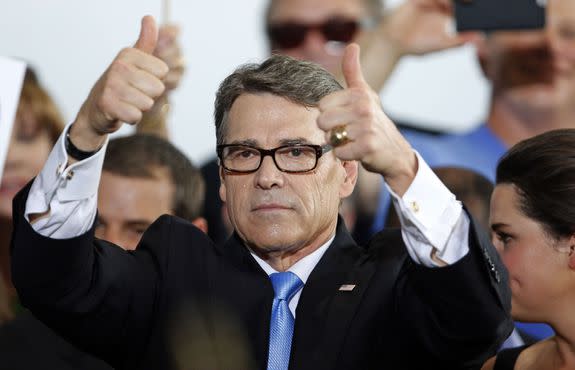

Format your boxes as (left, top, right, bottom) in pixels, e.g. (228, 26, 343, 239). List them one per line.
(266, 17, 360, 49)
(217, 144, 333, 173)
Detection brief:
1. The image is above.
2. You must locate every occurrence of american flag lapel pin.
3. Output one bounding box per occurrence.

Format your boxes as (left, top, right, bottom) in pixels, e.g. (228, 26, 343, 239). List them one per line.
(338, 284, 356, 292)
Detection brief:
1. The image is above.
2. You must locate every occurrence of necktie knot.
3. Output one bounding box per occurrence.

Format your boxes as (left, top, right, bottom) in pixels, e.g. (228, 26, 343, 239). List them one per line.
(270, 272, 303, 302)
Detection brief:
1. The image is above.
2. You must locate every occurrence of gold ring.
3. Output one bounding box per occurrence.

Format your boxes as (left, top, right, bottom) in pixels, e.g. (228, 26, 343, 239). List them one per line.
(329, 125, 350, 147)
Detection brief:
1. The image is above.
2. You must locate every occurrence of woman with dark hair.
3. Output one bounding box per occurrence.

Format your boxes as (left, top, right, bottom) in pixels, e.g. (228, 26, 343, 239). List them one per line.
(482, 129, 575, 370)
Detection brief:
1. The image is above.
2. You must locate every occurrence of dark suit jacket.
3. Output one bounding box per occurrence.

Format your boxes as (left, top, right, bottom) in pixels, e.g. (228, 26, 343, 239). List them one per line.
(0, 311, 111, 370)
(11, 184, 512, 370)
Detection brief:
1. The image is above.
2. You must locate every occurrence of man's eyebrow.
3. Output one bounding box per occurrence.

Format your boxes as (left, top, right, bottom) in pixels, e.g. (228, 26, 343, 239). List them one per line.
(226, 138, 318, 147)
(227, 139, 258, 146)
(278, 137, 314, 146)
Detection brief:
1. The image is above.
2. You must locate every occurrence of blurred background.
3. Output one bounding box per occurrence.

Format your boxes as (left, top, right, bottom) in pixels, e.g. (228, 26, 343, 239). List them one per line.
(1, 0, 489, 164)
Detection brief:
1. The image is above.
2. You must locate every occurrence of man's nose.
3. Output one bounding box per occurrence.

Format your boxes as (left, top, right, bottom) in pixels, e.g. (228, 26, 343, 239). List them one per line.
(300, 29, 329, 57)
(99, 227, 123, 248)
(254, 155, 284, 189)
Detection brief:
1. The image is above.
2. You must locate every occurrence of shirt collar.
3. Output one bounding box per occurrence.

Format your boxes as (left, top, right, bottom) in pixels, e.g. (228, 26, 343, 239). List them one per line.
(250, 234, 335, 284)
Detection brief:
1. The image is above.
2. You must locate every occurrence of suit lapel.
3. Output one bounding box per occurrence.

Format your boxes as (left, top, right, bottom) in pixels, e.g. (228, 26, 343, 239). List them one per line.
(290, 220, 377, 369)
(216, 234, 273, 369)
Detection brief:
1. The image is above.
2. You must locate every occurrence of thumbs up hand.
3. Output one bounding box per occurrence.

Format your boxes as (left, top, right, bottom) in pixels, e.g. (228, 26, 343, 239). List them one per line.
(71, 16, 169, 151)
(317, 44, 417, 196)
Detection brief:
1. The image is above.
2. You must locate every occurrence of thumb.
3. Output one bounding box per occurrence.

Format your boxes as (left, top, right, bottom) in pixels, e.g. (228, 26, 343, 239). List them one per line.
(134, 15, 158, 53)
(342, 43, 367, 88)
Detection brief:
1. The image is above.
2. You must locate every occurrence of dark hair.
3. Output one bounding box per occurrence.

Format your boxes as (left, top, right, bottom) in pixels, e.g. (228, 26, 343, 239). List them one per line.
(496, 129, 575, 239)
(103, 134, 205, 222)
(213, 54, 342, 145)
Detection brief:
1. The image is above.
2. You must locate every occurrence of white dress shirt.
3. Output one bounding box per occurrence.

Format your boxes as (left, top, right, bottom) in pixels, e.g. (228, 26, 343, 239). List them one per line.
(25, 124, 471, 317)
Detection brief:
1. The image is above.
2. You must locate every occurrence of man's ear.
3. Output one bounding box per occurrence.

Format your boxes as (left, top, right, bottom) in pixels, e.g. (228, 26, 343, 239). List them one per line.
(219, 166, 227, 203)
(339, 160, 358, 199)
(191, 217, 208, 234)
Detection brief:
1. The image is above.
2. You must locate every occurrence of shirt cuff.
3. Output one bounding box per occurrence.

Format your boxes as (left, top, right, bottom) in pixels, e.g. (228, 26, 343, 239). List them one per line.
(387, 151, 469, 267)
(26, 122, 108, 216)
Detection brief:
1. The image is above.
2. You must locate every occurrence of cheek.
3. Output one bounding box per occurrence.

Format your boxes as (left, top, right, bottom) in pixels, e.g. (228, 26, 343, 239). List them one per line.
(304, 173, 341, 216)
(224, 181, 250, 223)
(500, 251, 517, 276)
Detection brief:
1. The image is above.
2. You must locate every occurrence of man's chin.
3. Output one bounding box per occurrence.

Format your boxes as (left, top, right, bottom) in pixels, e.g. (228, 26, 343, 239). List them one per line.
(506, 84, 560, 109)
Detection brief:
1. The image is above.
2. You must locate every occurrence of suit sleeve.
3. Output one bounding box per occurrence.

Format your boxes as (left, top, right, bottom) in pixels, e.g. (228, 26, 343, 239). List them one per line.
(374, 216, 513, 369)
(11, 182, 172, 368)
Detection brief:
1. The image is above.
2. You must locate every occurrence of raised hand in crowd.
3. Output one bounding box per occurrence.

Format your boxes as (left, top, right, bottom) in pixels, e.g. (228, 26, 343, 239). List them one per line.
(138, 23, 186, 137)
(70, 15, 168, 156)
(358, 0, 482, 92)
(319, 44, 417, 195)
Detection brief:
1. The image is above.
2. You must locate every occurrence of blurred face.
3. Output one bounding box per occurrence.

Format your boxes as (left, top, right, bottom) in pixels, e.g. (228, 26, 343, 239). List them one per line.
(219, 93, 356, 256)
(96, 170, 175, 250)
(267, 0, 368, 74)
(481, 0, 575, 112)
(0, 107, 52, 218)
(490, 184, 572, 322)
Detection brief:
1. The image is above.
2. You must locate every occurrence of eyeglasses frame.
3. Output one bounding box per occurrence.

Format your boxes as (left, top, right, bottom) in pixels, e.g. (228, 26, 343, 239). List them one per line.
(216, 143, 333, 174)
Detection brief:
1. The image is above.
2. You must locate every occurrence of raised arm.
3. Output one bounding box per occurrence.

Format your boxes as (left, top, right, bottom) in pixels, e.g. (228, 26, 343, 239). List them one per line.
(11, 16, 170, 367)
(318, 44, 511, 365)
(352, 0, 482, 92)
(318, 43, 466, 266)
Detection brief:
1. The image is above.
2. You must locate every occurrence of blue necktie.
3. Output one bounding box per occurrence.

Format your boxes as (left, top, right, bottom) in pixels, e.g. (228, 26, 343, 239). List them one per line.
(267, 271, 303, 370)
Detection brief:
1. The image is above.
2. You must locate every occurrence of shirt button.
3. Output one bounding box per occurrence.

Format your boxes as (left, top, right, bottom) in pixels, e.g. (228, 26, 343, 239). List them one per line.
(410, 201, 420, 213)
(66, 170, 74, 180)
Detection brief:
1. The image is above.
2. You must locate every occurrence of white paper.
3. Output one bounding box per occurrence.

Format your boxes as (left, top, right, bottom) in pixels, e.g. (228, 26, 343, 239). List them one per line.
(0, 57, 26, 180)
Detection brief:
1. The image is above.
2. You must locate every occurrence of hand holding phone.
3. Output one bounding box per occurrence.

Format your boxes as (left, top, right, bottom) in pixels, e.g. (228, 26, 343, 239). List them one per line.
(454, 0, 546, 32)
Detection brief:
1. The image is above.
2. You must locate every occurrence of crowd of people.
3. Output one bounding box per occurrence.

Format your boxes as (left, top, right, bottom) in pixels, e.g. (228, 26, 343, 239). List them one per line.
(1, 0, 575, 369)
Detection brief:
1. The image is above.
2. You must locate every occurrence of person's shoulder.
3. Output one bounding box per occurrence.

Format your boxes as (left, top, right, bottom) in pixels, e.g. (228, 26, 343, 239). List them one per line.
(138, 214, 215, 255)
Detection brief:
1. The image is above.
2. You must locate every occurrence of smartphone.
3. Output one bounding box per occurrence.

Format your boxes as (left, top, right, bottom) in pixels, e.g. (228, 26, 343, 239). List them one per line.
(454, 0, 546, 32)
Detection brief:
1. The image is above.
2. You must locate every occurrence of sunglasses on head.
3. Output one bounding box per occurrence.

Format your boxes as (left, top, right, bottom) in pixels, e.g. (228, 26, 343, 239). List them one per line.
(267, 17, 360, 49)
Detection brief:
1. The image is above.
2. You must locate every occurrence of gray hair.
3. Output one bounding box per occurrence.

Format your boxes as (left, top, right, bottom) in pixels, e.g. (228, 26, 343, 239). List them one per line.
(214, 54, 343, 145)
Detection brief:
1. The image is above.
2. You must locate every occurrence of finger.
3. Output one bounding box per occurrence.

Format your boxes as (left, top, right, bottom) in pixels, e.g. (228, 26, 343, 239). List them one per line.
(158, 24, 180, 42)
(155, 46, 183, 68)
(134, 15, 159, 54)
(317, 107, 361, 133)
(341, 43, 367, 89)
(163, 70, 185, 91)
(119, 48, 169, 79)
(318, 89, 358, 112)
(100, 94, 144, 124)
(327, 135, 365, 161)
(127, 68, 166, 98)
(156, 25, 179, 52)
(116, 84, 156, 112)
(457, 31, 485, 48)
(319, 85, 375, 113)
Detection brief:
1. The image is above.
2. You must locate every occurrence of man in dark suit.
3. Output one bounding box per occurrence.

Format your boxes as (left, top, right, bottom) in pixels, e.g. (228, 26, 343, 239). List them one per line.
(11, 16, 512, 370)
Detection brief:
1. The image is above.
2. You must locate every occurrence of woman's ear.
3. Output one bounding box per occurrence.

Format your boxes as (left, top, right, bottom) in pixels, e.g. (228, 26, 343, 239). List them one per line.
(567, 235, 575, 270)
